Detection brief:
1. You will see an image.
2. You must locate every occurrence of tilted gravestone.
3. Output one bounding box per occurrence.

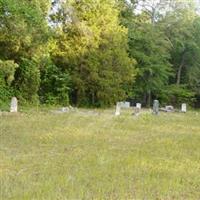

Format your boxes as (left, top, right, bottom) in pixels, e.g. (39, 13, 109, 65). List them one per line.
(181, 103, 187, 113)
(165, 105, 174, 112)
(160, 105, 174, 112)
(153, 100, 159, 115)
(115, 102, 121, 116)
(10, 97, 18, 113)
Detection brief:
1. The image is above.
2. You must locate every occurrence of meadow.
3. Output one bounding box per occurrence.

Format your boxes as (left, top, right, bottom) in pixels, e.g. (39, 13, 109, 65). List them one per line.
(0, 108, 200, 199)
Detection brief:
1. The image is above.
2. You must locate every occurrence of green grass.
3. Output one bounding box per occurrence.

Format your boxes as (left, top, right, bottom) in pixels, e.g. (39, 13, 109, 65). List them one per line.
(0, 109, 200, 199)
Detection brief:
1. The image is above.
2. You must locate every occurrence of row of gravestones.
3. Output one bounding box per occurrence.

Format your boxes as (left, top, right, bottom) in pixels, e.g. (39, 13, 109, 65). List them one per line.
(115, 100, 187, 116)
(7, 97, 187, 115)
(152, 100, 187, 114)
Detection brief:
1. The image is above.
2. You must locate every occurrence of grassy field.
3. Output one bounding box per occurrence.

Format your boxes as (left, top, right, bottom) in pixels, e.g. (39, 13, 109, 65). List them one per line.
(0, 108, 200, 200)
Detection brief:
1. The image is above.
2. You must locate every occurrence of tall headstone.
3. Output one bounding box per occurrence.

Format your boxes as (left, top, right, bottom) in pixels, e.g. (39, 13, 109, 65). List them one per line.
(153, 100, 159, 115)
(181, 103, 187, 113)
(115, 102, 121, 116)
(10, 97, 18, 113)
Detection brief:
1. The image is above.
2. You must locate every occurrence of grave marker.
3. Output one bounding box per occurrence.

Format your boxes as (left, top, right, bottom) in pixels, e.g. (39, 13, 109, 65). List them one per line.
(10, 97, 18, 113)
(136, 103, 142, 110)
(153, 100, 159, 115)
(115, 102, 121, 116)
(119, 101, 130, 108)
(181, 103, 187, 113)
(133, 107, 140, 116)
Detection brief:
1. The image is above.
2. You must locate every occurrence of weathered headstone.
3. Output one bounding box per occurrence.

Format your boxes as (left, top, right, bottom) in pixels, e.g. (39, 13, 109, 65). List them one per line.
(10, 97, 18, 113)
(119, 101, 130, 108)
(132, 103, 141, 116)
(115, 102, 121, 116)
(181, 103, 187, 113)
(153, 100, 159, 115)
(133, 107, 140, 116)
(160, 105, 174, 112)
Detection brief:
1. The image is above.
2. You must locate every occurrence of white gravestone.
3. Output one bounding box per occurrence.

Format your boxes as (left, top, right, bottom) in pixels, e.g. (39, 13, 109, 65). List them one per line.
(133, 103, 142, 116)
(181, 103, 187, 113)
(115, 102, 121, 116)
(136, 103, 142, 110)
(10, 97, 18, 113)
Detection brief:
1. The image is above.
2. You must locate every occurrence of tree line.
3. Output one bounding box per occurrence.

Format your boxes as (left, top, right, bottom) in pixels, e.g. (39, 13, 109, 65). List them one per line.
(0, 0, 200, 108)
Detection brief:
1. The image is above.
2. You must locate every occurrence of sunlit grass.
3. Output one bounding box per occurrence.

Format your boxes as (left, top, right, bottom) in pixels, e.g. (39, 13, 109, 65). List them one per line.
(0, 108, 200, 199)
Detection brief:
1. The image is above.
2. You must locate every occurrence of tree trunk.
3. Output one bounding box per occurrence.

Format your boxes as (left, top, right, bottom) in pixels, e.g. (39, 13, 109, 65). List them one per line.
(176, 53, 186, 85)
(151, 8, 156, 25)
(91, 91, 95, 105)
(147, 90, 151, 108)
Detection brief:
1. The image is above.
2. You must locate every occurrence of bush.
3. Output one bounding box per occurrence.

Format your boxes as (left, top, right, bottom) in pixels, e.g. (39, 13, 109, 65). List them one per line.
(160, 84, 195, 106)
(0, 60, 18, 110)
(39, 59, 70, 106)
(14, 58, 40, 105)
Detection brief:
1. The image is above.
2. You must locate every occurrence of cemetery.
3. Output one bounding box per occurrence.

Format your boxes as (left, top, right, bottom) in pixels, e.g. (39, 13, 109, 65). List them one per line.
(1, 0, 200, 199)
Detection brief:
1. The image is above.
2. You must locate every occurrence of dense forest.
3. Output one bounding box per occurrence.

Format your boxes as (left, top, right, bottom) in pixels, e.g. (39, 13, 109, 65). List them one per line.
(0, 0, 200, 108)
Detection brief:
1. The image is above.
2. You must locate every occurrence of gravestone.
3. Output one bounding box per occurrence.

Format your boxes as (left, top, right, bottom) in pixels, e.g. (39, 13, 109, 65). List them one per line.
(10, 97, 18, 113)
(181, 103, 187, 113)
(119, 101, 130, 108)
(115, 102, 121, 116)
(136, 103, 142, 110)
(133, 107, 140, 116)
(133, 103, 142, 116)
(160, 105, 174, 112)
(153, 100, 159, 115)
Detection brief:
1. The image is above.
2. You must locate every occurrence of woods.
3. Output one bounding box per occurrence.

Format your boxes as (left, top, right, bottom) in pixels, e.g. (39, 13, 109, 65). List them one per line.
(0, 0, 200, 108)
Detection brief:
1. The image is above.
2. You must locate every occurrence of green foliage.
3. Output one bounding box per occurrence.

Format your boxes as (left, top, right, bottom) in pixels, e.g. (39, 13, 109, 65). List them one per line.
(160, 84, 195, 106)
(160, 5, 200, 106)
(14, 58, 40, 104)
(120, 0, 200, 107)
(0, 60, 18, 85)
(0, 0, 50, 105)
(0, 0, 49, 59)
(122, 10, 172, 106)
(50, 0, 136, 107)
(0, 0, 199, 108)
(39, 58, 70, 105)
(187, 17, 200, 96)
(0, 60, 18, 108)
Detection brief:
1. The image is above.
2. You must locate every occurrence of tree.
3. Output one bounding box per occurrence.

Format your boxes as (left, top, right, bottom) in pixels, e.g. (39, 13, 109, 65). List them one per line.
(160, 1, 200, 105)
(39, 57, 71, 105)
(120, 0, 172, 106)
(0, 0, 50, 103)
(0, 60, 18, 107)
(50, 0, 136, 107)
